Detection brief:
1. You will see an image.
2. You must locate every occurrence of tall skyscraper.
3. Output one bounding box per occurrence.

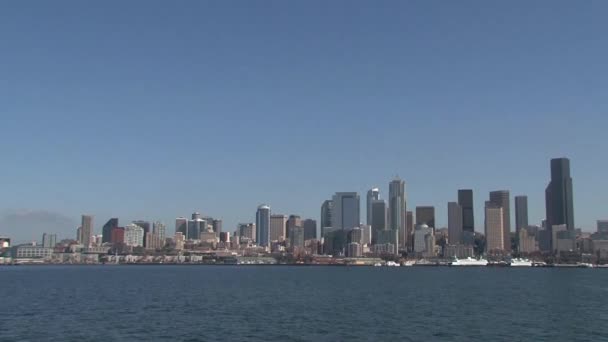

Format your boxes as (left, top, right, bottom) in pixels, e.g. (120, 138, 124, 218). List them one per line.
(489, 190, 511, 252)
(270, 215, 287, 242)
(302, 219, 317, 240)
(133, 220, 151, 247)
(286, 215, 302, 239)
(212, 219, 223, 236)
(415, 206, 435, 229)
(80, 215, 93, 247)
(153, 221, 166, 241)
(366, 188, 380, 226)
(320, 200, 334, 237)
(256, 204, 271, 247)
(332, 192, 360, 231)
(598, 220, 608, 234)
(447, 202, 463, 245)
(175, 217, 187, 236)
(371, 199, 387, 244)
(514, 196, 529, 235)
(101, 218, 118, 244)
(545, 158, 575, 249)
(458, 189, 475, 234)
(485, 203, 505, 252)
(388, 178, 407, 251)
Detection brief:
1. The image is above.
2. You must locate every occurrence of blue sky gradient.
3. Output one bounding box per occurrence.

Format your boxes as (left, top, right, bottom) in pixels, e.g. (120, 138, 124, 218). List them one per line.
(1, 1, 607, 241)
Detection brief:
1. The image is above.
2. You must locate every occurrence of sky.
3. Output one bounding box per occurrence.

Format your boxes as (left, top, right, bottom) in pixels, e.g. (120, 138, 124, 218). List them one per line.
(1, 1, 607, 242)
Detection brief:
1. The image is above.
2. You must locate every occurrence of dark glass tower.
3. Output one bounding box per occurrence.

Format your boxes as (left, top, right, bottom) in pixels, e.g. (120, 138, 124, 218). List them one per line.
(545, 158, 575, 234)
(489, 190, 511, 252)
(458, 190, 475, 233)
(102, 218, 118, 244)
(514, 196, 529, 234)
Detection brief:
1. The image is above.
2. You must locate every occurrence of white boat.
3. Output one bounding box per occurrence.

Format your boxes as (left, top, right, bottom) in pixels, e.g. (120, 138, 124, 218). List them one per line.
(510, 258, 533, 267)
(386, 261, 400, 267)
(373, 263, 382, 267)
(450, 257, 488, 266)
(402, 260, 416, 267)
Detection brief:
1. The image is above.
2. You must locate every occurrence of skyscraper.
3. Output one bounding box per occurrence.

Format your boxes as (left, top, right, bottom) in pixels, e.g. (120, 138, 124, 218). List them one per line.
(256, 204, 271, 247)
(80, 215, 93, 247)
(286, 215, 302, 239)
(212, 219, 223, 236)
(270, 215, 287, 242)
(489, 190, 511, 252)
(320, 200, 333, 237)
(332, 192, 360, 231)
(514, 196, 529, 235)
(598, 220, 608, 234)
(153, 221, 166, 241)
(366, 188, 380, 226)
(175, 217, 187, 236)
(371, 199, 387, 244)
(302, 219, 317, 240)
(447, 202, 463, 245)
(485, 203, 505, 252)
(388, 178, 406, 251)
(406, 211, 413, 250)
(415, 206, 435, 229)
(42, 233, 57, 248)
(124, 223, 144, 247)
(545, 158, 575, 249)
(458, 189, 475, 234)
(101, 218, 118, 244)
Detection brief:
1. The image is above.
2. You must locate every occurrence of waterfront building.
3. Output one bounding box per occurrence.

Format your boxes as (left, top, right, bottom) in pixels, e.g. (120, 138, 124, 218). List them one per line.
(514, 196, 529, 235)
(518, 227, 538, 253)
(545, 158, 575, 250)
(80, 215, 93, 247)
(371, 243, 396, 256)
(270, 215, 287, 242)
(320, 200, 333, 237)
(174, 232, 185, 250)
(388, 178, 407, 251)
(443, 244, 474, 259)
(485, 203, 505, 252)
(347, 242, 362, 257)
(366, 188, 380, 226)
(124, 224, 144, 247)
(256, 204, 271, 247)
(447, 202, 463, 245)
(101, 218, 118, 244)
(332, 192, 360, 230)
(11, 244, 53, 259)
(42, 233, 57, 248)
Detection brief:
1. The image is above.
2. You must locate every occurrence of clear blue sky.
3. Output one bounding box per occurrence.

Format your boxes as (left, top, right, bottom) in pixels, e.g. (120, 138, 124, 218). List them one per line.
(1, 1, 607, 242)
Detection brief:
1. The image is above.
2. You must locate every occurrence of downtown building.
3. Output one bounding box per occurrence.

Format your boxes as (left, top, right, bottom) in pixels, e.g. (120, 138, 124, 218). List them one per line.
(488, 190, 511, 252)
(256, 204, 271, 247)
(458, 189, 475, 245)
(545, 158, 575, 252)
(388, 178, 407, 251)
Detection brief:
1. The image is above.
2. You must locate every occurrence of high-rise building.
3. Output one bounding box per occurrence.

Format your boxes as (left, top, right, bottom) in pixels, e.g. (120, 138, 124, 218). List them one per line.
(349, 227, 363, 244)
(290, 226, 305, 252)
(346, 242, 362, 257)
(485, 204, 505, 252)
(256, 204, 271, 247)
(406, 211, 413, 250)
(545, 158, 575, 250)
(42, 233, 57, 248)
(175, 217, 187, 236)
(133, 220, 151, 247)
(320, 200, 333, 237)
(238, 223, 256, 242)
(388, 178, 407, 251)
(447, 202, 463, 245)
(598, 220, 608, 234)
(514, 196, 528, 235)
(414, 224, 433, 254)
(286, 215, 302, 239)
(489, 190, 511, 252)
(153, 221, 166, 241)
(80, 215, 93, 247)
(101, 218, 118, 244)
(332, 192, 360, 231)
(366, 188, 380, 226)
(270, 215, 287, 242)
(302, 219, 317, 240)
(518, 227, 538, 253)
(187, 214, 205, 241)
(371, 199, 387, 244)
(124, 224, 144, 247)
(111, 227, 125, 244)
(416, 206, 435, 229)
(458, 189, 475, 233)
(212, 219, 223, 236)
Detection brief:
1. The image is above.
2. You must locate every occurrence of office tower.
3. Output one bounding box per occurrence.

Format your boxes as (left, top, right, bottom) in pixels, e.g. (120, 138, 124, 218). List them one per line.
(406, 211, 413, 250)
(290, 226, 305, 251)
(286, 215, 302, 239)
(124, 224, 144, 247)
(349, 227, 363, 244)
(270, 215, 287, 242)
(101, 218, 119, 244)
(238, 223, 256, 242)
(458, 189, 475, 233)
(347, 242, 362, 257)
(212, 219, 223, 236)
(111, 227, 125, 244)
(42, 233, 57, 248)
(416, 206, 435, 228)
(133, 220, 151, 246)
(80, 215, 93, 247)
(302, 219, 317, 240)
(514, 196, 529, 235)
(371, 199, 387, 244)
(489, 190, 511, 252)
(360, 224, 371, 245)
(256, 205, 271, 247)
(518, 227, 538, 253)
(545, 158, 575, 246)
(388, 178, 407, 251)
(414, 224, 433, 254)
(598, 220, 608, 233)
(366, 188, 380, 226)
(332, 192, 360, 230)
(320, 200, 334, 237)
(485, 203, 505, 252)
(447, 202, 463, 245)
(153, 221, 166, 241)
(192, 212, 201, 220)
(175, 217, 187, 236)
(187, 214, 205, 241)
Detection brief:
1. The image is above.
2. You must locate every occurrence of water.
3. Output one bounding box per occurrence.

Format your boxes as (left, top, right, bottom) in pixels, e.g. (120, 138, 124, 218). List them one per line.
(1, 266, 607, 342)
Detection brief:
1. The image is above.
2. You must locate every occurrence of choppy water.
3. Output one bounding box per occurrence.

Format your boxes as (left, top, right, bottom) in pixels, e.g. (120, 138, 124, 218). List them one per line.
(1, 265, 607, 341)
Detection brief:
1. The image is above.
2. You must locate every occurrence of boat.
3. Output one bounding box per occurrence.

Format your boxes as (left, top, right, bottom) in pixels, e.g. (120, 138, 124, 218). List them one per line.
(402, 260, 416, 267)
(373, 263, 382, 267)
(510, 258, 533, 267)
(450, 257, 488, 266)
(386, 261, 400, 267)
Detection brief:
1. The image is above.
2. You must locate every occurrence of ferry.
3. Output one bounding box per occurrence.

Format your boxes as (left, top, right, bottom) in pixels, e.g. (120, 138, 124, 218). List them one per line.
(510, 258, 533, 267)
(386, 261, 400, 267)
(450, 257, 488, 266)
